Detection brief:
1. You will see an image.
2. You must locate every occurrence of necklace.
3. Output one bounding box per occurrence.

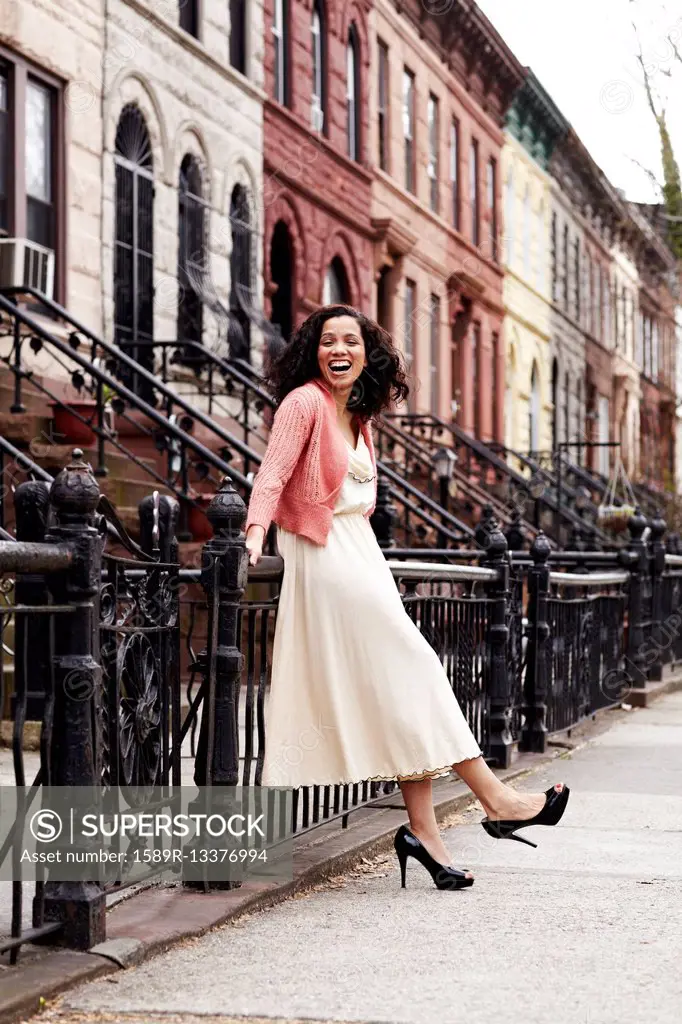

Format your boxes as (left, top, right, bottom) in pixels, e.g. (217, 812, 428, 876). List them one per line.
(348, 468, 375, 484)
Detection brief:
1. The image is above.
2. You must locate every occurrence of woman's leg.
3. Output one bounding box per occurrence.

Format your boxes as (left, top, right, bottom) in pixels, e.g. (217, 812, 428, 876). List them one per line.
(399, 777, 473, 876)
(453, 755, 560, 822)
(399, 757, 564, 872)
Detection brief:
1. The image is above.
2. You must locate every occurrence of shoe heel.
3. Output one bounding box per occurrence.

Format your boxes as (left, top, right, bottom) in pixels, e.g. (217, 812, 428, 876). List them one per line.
(397, 849, 408, 888)
(508, 832, 537, 849)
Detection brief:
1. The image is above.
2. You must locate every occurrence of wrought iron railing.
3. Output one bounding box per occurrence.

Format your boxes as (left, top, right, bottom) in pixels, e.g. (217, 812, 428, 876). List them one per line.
(0, 294, 474, 550)
(2, 449, 680, 962)
(387, 413, 610, 546)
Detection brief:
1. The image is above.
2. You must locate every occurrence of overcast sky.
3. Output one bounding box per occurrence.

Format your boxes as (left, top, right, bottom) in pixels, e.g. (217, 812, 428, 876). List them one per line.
(476, 0, 682, 203)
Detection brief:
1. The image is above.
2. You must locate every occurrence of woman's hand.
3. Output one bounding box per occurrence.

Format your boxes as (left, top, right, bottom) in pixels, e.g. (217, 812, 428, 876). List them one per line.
(245, 525, 266, 566)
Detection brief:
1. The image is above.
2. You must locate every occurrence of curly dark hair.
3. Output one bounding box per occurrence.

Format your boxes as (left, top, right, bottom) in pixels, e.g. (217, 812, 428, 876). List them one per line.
(264, 305, 410, 418)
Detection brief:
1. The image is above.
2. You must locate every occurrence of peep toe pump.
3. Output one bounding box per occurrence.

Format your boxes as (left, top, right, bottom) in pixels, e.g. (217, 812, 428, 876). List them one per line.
(481, 783, 570, 848)
(393, 824, 474, 890)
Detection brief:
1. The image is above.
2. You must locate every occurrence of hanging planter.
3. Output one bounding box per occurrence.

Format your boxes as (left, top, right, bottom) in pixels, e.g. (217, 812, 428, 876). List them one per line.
(598, 458, 637, 533)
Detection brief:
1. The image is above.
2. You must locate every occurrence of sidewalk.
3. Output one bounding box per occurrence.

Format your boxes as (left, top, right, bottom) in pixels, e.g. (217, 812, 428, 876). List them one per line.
(20, 689, 682, 1024)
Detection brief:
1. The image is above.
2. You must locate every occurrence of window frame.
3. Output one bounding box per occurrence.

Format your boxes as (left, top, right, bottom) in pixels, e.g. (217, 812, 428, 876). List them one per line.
(311, 1, 327, 135)
(522, 186, 531, 279)
(179, 0, 200, 39)
(427, 93, 439, 213)
(429, 292, 440, 417)
(377, 39, 389, 172)
(229, 0, 247, 74)
(346, 25, 360, 162)
(450, 116, 460, 230)
(487, 157, 497, 262)
(272, 0, 288, 105)
(473, 321, 482, 437)
(177, 154, 207, 348)
(469, 138, 479, 247)
(402, 67, 415, 194)
(551, 211, 558, 303)
(0, 45, 65, 302)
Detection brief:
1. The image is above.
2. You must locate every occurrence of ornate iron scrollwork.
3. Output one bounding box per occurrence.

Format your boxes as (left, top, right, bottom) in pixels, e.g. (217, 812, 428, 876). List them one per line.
(117, 632, 162, 802)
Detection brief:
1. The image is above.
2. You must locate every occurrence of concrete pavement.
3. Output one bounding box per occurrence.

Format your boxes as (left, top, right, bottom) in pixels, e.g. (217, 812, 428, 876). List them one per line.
(33, 690, 682, 1024)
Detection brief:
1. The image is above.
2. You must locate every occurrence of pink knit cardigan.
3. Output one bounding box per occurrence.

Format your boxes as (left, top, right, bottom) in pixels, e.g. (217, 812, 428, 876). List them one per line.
(244, 378, 377, 545)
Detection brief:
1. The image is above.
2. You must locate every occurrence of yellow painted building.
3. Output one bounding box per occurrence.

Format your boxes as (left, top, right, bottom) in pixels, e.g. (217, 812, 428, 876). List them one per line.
(501, 75, 569, 459)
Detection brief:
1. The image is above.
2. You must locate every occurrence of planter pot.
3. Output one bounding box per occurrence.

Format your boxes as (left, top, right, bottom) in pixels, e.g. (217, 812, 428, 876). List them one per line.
(50, 401, 98, 447)
(187, 494, 214, 542)
(597, 504, 636, 533)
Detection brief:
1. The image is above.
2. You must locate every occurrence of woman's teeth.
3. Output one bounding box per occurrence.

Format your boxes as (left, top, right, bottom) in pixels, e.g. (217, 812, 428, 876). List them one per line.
(329, 361, 351, 373)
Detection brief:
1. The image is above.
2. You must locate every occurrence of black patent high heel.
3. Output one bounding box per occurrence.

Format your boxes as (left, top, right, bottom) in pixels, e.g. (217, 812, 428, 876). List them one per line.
(393, 824, 474, 890)
(481, 783, 570, 848)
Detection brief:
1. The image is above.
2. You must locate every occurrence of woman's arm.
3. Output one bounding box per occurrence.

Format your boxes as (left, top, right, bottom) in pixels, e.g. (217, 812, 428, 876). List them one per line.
(244, 393, 312, 538)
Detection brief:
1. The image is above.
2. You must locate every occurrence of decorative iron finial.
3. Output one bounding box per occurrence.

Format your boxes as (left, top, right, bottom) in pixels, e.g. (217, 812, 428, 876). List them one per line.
(49, 448, 100, 520)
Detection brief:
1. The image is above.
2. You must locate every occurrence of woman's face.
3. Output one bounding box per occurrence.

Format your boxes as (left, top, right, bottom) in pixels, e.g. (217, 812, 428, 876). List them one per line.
(317, 314, 367, 395)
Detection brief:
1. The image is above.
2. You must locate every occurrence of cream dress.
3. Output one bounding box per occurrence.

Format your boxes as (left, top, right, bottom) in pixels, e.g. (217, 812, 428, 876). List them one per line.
(261, 430, 483, 788)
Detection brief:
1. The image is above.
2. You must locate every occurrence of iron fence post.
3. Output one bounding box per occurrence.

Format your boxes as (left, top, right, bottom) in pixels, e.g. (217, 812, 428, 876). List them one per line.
(481, 518, 513, 767)
(647, 511, 667, 683)
(188, 479, 247, 891)
(42, 449, 106, 950)
(520, 531, 551, 753)
(12, 480, 51, 723)
(625, 509, 650, 691)
(194, 478, 248, 788)
(370, 473, 396, 549)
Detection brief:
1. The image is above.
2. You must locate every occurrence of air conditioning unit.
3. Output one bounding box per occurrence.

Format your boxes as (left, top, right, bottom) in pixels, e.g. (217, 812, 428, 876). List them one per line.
(0, 237, 55, 298)
(310, 100, 324, 134)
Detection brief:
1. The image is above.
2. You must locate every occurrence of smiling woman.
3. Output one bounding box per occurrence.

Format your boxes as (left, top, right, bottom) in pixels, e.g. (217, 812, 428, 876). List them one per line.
(243, 303, 569, 891)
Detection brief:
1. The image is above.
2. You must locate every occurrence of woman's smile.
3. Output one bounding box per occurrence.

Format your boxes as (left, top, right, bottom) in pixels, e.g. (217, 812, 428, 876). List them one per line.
(318, 314, 367, 391)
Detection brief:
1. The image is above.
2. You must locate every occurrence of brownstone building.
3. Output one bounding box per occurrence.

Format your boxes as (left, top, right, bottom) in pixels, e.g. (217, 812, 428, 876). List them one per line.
(261, 0, 374, 338)
(369, 1, 523, 436)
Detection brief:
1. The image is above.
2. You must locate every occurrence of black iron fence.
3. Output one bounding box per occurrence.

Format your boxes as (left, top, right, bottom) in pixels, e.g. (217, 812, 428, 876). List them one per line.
(2, 452, 681, 960)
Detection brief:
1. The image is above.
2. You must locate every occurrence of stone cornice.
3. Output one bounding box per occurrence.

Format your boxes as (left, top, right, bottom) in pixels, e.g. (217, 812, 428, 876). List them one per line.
(392, 0, 525, 125)
(506, 69, 569, 168)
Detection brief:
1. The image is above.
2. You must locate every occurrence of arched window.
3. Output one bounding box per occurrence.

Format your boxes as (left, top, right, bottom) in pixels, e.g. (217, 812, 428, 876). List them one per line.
(346, 25, 360, 161)
(114, 104, 154, 393)
(179, 0, 199, 38)
(529, 361, 540, 454)
(177, 154, 206, 352)
(322, 256, 349, 305)
(229, 185, 252, 359)
(270, 220, 294, 343)
(230, 0, 247, 73)
(311, 2, 326, 133)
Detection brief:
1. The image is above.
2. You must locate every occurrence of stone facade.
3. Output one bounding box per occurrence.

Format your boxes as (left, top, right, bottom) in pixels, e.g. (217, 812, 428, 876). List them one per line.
(261, 0, 374, 335)
(369, 0, 523, 433)
(1, 0, 264, 355)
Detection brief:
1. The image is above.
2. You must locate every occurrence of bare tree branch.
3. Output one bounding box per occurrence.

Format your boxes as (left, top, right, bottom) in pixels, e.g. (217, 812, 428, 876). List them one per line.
(628, 156, 664, 198)
(633, 19, 663, 119)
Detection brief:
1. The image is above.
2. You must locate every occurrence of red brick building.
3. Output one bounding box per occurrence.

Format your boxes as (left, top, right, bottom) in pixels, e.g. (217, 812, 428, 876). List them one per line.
(262, 0, 374, 339)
